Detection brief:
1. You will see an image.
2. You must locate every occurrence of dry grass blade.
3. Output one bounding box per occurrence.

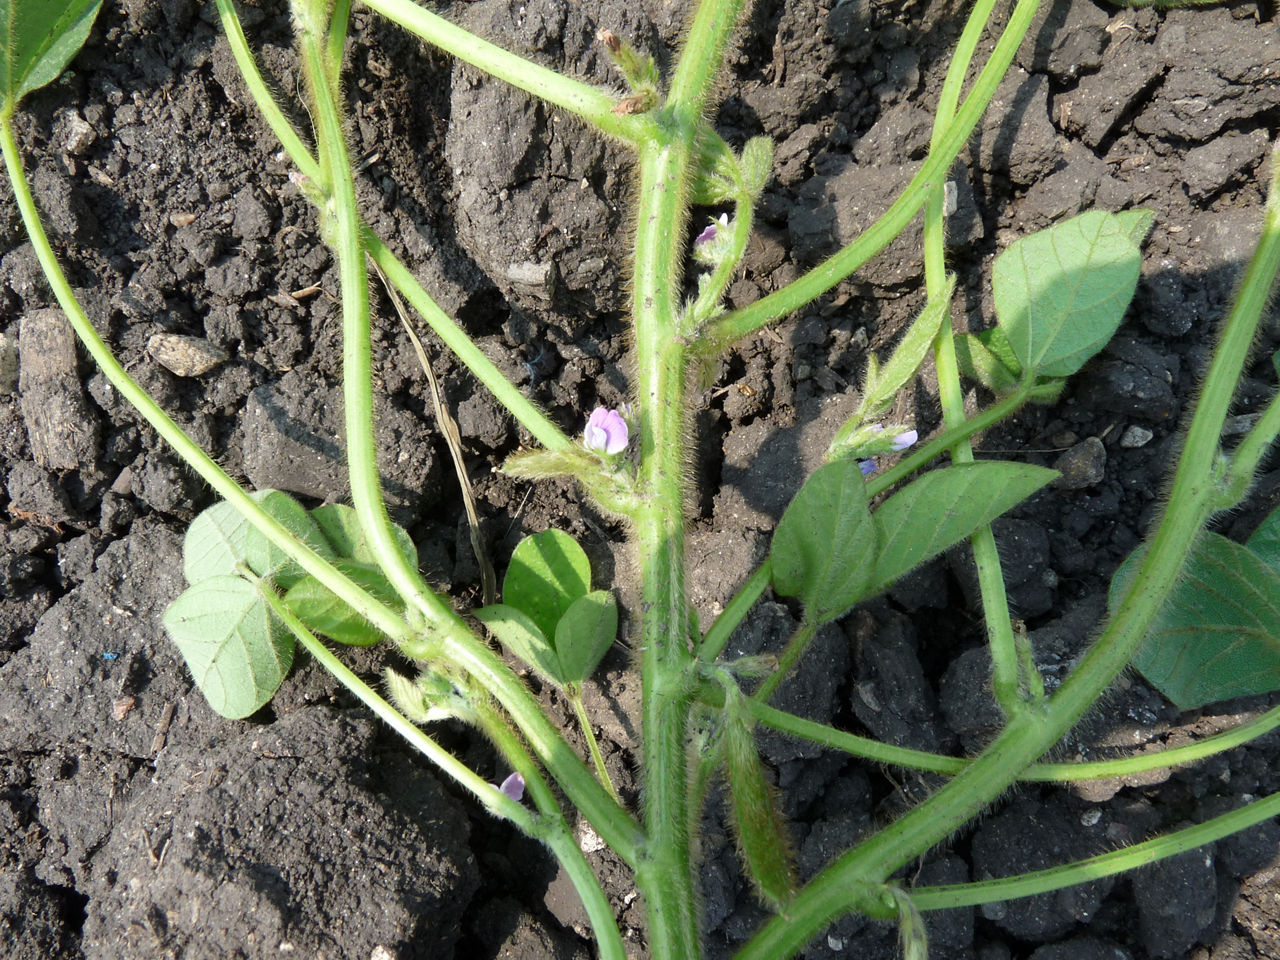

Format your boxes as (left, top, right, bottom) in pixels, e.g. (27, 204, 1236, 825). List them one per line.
(371, 259, 497, 605)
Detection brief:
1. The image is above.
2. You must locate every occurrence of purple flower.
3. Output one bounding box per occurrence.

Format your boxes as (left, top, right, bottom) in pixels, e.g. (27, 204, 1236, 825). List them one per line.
(584, 407, 629, 455)
(859, 459, 877, 476)
(695, 213, 729, 246)
(493, 771, 525, 801)
(891, 429, 918, 452)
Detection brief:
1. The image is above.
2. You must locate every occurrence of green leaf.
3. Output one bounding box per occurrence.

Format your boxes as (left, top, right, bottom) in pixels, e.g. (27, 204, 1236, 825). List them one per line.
(384, 668, 435, 724)
(1115, 208, 1156, 246)
(503, 529, 592, 641)
(310, 503, 417, 568)
(868, 462, 1058, 596)
(689, 126, 738, 206)
(183, 500, 254, 585)
(1245, 503, 1280, 573)
(858, 275, 955, 420)
(723, 692, 796, 912)
(182, 490, 334, 587)
(955, 333, 1020, 394)
(283, 559, 402, 646)
(501, 447, 596, 480)
(1111, 536, 1280, 710)
(474, 603, 565, 687)
(994, 209, 1148, 377)
(162, 575, 292, 719)
(770, 459, 877, 624)
(241, 490, 334, 589)
(740, 136, 774, 198)
(0, 0, 102, 106)
(555, 590, 618, 685)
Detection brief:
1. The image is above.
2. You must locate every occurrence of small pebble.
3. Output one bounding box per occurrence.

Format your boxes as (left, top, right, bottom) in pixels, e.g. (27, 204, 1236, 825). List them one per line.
(59, 112, 96, 155)
(0, 331, 17, 392)
(1053, 437, 1107, 489)
(147, 333, 228, 377)
(1223, 413, 1260, 436)
(505, 260, 555, 299)
(1120, 425, 1154, 448)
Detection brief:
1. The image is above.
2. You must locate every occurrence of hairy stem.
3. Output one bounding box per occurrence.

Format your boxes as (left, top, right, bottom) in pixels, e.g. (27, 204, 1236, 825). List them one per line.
(296, 14, 642, 864)
(924, 0, 1026, 714)
(735, 133, 1280, 960)
(358, 0, 651, 142)
(703, 0, 1041, 350)
(0, 107, 406, 640)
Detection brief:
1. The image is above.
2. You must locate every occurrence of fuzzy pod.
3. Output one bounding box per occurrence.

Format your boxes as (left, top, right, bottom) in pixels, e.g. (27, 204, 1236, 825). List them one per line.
(723, 692, 798, 912)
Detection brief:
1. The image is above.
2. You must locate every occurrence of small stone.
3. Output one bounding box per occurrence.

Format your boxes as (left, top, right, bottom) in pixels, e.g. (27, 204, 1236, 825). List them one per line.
(0, 331, 18, 392)
(18, 308, 99, 471)
(1120, 425, 1154, 449)
(1053, 437, 1107, 490)
(147, 333, 228, 377)
(1223, 413, 1260, 437)
(505, 260, 555, 299)
(58, 111, 96, 155)
(112, 696, 136, 721)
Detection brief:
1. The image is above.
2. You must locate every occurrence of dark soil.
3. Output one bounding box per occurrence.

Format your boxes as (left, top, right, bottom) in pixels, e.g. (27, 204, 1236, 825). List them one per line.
(2, 0, 1280, 957)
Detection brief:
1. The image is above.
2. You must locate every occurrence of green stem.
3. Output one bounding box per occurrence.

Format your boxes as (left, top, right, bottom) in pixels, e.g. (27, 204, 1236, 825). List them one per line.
(258, 583, 528, 824)
(686, 188, 754, 333)
(863, 379, 1036, 497)
(699, 559, 771, 662)
(1223, 390, 1280, 505)
(0, 107, 406, 643)
(570, 689, 623, 805)
(632, 134, 700, 956)
(216, 0, 320, 180)
(625, 0, 753, 943)
(912, 788, 1280, 911)
(326, 0, 352, 72)
(301, 23, 422, 616)
(924, 0, 1024, 714)
(264, 583, 625, 960)
(752, 619, 818, 704)
(297, 19, 642, 865)
(738, 696, 1280, 784)
(357, 0, 650, 142)
(471, 698, 628, 960)
(734, 129, 1280, 960)
(216, 0, 571, 452)
(364, 232, 571, 451)
(703, 0, 1040, 351)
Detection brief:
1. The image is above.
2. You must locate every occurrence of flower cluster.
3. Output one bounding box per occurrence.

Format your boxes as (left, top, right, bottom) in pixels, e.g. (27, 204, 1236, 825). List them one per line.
(855, 426, 918, 476)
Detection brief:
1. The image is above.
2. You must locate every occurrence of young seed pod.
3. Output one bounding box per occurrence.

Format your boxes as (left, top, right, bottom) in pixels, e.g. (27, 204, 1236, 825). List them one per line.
(723, 690, 798, 912)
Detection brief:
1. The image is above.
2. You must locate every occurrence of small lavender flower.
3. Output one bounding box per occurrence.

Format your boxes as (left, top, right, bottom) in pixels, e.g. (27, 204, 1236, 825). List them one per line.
(584, 406, 629, 455)
(859, 459, 877, 476)
(695, 213, 729, 246)
(891, 429, 918, 452)
(493, 771, 525, 802)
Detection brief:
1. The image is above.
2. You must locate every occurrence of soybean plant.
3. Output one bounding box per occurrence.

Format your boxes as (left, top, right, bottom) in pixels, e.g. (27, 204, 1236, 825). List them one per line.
(5, 0, 1280, 957)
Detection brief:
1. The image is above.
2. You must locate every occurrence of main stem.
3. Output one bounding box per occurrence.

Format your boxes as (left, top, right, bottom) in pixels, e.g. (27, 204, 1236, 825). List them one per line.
(632, 133, 699, 956)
